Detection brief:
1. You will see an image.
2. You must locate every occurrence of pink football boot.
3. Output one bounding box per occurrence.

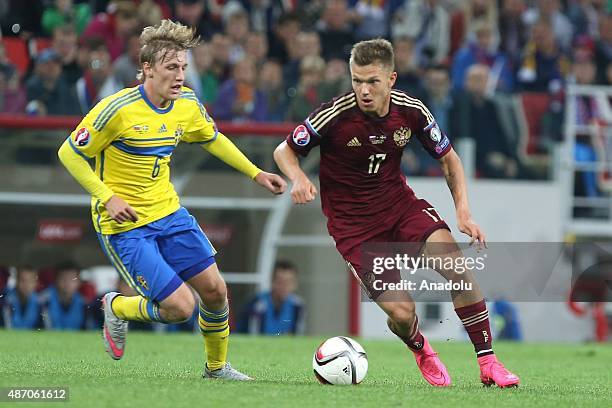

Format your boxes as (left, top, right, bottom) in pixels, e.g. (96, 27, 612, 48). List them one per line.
(411, 337, 452, 387)
(478, 354, 520, 388)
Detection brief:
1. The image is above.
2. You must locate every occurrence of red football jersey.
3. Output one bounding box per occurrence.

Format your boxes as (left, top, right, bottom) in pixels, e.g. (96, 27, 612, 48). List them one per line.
(286, 89, 452, 237)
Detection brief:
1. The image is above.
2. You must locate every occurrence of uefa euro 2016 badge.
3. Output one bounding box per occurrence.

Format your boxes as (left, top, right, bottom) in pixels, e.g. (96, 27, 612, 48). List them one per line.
(393, 127, 412, 147)
(292, 124, 310, 146)
(75, 127, 90, 146)
(369, 134, 386, 144)
(424, 121, 442, 143)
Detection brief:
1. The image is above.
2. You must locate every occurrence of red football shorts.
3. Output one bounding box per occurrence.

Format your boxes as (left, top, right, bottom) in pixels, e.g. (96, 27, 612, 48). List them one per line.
(333, 199, 450, 301)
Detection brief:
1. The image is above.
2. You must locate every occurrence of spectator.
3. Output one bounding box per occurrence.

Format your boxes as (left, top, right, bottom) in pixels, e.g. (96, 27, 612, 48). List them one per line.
(75, 37, 121, 110)
(228, 0, 293, 34)
(25, 48, 79, 115)
(283, 31, 322, 94)
(393, 37, 427, 101)
(316, 0, 355, 61)
(300, 31, 322, 60)
(52, 25, 82, 84)
(237, 260, 305, 335)
(323, 57, 351, 95)
(451, 20, 514, 93)
(392, 0, 450, 67)
(268, 11, 301, 65)
(42, 0, 91, 36)
(424, 65, 453, 137)
(402, 64, 452, 177)
(224, 9, 251, 64)
(193, 42, 220, 105)
(1, 266, 42, 329)
(111, 29, 141, 88)
(244, 31, 270, 69)
(595, 13, 612, 85)
(450, 0, 499, 56)
(287, 55, 328, 121)
(451, 64, 518, 179)
(517, 20, 570, 92)
(174, 0, 223, 41)
(136, 0, 165, 27)
(209, 33, 232, 83)
(259, 59, 287, 122)
(349, 0, 403, 41)
(0, 64, 26, 114)
(573, 35, 596, 68)
(213, 57, 267, 121)
(41, 261, 87, 330)
(567, 0, 602, 39)
(82, 0, 140, 61)
(498, 0, 530, 68)
(523, 0, 574, 51)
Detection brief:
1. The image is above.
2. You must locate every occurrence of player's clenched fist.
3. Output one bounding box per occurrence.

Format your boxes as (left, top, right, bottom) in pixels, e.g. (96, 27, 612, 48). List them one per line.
(291, 175, 317, 204)
(105, 195, 139, 224)
(254, 171, 287, 195)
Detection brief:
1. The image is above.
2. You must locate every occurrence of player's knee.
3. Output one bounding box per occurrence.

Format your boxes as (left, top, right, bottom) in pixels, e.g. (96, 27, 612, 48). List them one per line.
(203, 279, 227, 305)
(387, 303, 416, 325)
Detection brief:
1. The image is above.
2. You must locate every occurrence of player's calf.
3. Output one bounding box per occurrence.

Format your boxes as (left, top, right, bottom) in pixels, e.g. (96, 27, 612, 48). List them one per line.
(158, 285, 196, 323)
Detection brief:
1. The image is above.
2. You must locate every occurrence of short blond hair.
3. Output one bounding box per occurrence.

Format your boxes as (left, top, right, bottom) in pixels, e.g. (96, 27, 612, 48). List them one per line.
(349, 38, 395, 72)
(137, 19, 200, 82)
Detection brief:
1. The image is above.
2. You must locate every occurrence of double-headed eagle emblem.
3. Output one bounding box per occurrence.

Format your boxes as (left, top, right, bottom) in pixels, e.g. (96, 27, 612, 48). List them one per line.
(393, 127, 412, 147)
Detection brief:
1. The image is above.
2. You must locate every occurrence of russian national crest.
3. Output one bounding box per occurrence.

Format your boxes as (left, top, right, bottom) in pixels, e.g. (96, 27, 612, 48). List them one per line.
(393, 127, 412, 147)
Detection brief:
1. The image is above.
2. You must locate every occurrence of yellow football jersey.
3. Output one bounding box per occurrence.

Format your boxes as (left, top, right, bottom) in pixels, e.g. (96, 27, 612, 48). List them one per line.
(67, 85, 218, 234)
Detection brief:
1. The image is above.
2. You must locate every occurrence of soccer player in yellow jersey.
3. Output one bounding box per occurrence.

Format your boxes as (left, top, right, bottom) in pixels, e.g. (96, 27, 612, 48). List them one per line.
(57, 20, 286, 380)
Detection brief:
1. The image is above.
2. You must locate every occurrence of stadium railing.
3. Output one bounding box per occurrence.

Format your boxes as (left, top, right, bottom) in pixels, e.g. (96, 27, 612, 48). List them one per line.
(0, 114, 298, 293)
(563, 84, 612, 237)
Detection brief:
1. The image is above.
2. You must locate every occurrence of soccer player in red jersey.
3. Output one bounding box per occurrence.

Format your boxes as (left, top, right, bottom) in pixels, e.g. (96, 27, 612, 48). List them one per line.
(274, 39, 519, 388)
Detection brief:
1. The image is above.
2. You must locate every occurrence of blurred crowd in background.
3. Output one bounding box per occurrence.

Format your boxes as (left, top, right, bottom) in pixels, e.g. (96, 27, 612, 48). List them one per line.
(0, 0, 612, 178)
(0, 0, 611, 179)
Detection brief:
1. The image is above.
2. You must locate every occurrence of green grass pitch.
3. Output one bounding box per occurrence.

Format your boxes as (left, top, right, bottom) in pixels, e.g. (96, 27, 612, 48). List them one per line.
(1, 330, 610, 407)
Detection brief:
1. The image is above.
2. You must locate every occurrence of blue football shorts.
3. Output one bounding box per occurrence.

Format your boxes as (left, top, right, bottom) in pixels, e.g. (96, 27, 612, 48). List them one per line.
(97, 207, 216, 302)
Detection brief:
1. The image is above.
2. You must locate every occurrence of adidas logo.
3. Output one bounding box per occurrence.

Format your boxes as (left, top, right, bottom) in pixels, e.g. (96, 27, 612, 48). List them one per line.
(347, 137, 361, 147)
(158, 124, 167, 133)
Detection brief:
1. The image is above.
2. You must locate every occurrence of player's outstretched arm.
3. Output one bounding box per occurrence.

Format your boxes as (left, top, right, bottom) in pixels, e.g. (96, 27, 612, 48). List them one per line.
(439, 148, 486, 247)
(202, 133, 286, 194)
(57, 140, 138, 224)
(273, 141, 317, 204)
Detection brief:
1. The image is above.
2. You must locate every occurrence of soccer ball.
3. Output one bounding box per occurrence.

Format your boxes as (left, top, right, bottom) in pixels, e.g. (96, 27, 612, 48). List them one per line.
(312, 336, 368, 385)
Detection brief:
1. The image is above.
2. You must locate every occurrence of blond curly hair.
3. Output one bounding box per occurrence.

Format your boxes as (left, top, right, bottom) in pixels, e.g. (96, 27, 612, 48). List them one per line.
(137, 19, 200, 82)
